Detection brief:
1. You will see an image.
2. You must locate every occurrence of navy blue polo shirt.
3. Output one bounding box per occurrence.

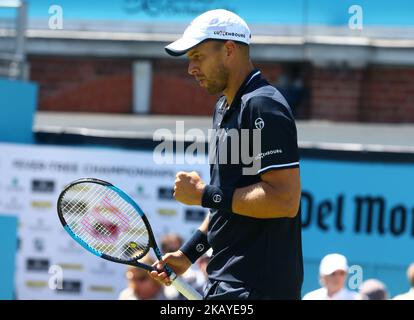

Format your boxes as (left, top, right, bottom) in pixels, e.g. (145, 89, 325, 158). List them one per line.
(206, 70, 303, 299)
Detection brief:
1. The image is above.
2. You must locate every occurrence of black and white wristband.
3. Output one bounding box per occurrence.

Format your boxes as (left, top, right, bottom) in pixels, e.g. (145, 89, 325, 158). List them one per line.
(201, 185, 234, 212)
(180, 230, 210, 264)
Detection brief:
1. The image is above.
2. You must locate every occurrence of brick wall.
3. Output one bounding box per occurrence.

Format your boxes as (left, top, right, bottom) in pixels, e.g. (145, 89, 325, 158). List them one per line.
(309, 65, 414, 123)
(150, 59, 217, 116)
(150, 60, 284, 116)
(29, 55, 414, 123)
(361, 66, 414, 122)
(29, 56, 133, 113)
(310, 67, 364, 121)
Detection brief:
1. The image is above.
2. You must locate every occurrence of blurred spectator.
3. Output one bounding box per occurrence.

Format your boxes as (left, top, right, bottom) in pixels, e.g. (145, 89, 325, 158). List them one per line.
(118, 255, 166, 300)
(160, 233, 204, 299)
(197, 248, 211, 280)
(393, 263, 414, 300)
(303, 253, 359, 300)
(275, 65, 308, 119)
(194, 248, 212, 292)
(358, 279, 388, 300)
(161, 233, 184, 253)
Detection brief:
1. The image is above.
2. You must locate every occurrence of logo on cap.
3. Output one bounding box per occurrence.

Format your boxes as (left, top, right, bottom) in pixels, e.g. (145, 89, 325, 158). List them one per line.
(213, 30, 247, 39)
(165, 9, 251, 56)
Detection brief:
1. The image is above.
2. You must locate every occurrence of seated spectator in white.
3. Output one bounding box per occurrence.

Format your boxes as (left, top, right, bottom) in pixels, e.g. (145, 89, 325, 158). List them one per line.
(161, 233, 184, 254)
(393, 263, 414, 300)
(118, 255, 166, 300)
(161, 233, 199, 300)
(195, 248, 212, 292)
(303, 253, 359, 300)
(358, 279, 388, 300)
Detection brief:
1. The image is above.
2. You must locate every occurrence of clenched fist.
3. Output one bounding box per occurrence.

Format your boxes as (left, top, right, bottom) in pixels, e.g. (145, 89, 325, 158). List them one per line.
(174, 171, 206, 206)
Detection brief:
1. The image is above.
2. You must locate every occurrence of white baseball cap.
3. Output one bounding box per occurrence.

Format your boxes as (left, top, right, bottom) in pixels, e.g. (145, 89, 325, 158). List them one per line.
(165, 9, 251, 56)
(319, 253, 349, 276)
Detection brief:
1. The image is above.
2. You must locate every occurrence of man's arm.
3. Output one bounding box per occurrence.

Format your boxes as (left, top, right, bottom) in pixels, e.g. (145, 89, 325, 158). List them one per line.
(174, 169, 301, 219)
(150, 214, 210, 284)
(232, 168, 301, 219)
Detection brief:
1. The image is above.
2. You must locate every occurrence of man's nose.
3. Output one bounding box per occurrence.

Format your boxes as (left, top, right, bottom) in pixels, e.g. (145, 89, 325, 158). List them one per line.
(188, 60, 197, 75)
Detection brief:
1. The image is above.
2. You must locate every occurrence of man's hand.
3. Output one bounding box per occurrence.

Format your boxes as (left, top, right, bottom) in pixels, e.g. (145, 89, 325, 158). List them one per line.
(174, 171, 205, 205)
(149, 250, 192, 286)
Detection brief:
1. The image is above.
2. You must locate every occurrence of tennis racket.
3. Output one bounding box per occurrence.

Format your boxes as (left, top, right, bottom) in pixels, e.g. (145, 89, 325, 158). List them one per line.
(57, 178, 202, 300)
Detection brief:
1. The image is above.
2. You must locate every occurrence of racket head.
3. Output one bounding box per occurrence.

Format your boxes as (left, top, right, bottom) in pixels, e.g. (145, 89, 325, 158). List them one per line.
(57, 178, 157, 267)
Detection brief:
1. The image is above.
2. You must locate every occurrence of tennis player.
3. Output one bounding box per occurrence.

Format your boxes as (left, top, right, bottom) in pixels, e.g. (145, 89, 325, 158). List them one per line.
(151, 9, 303, 300)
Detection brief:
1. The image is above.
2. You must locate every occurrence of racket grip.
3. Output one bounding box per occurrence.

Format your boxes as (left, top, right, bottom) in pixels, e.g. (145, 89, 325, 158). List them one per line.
(170, 271, 203, 300)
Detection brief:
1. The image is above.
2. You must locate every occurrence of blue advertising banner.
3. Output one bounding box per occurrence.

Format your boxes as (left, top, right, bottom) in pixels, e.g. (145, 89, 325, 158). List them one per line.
(2, 0, 413, 27)
(301, 158, 414, 297)
(0, 215, 18, 300)
(0, 142, 412, 298)
(0, 79, 38, 144)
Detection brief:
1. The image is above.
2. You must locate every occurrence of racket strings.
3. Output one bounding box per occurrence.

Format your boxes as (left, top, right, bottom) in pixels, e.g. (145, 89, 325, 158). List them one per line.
(65, 187, 148, 258)
(69, 187, 147, 257)
(61, 183, 150, 260)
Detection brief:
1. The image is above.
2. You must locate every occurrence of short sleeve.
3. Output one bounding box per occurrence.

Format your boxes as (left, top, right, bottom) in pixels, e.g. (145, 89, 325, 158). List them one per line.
(241, 96, 300, 175)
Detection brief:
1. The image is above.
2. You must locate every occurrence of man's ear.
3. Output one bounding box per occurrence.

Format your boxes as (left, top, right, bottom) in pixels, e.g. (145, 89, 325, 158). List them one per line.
(224, 40, 237, 58)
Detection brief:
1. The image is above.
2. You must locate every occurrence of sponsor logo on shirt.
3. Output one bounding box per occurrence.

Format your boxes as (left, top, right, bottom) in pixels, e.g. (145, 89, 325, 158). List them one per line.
(254, 149, 283, 160)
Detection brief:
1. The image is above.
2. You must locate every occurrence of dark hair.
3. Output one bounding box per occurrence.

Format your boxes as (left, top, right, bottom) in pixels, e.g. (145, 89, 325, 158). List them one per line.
(208, 39, 250, 56)
(161, 233, 183, 253)
(208, 39, 248, 46)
